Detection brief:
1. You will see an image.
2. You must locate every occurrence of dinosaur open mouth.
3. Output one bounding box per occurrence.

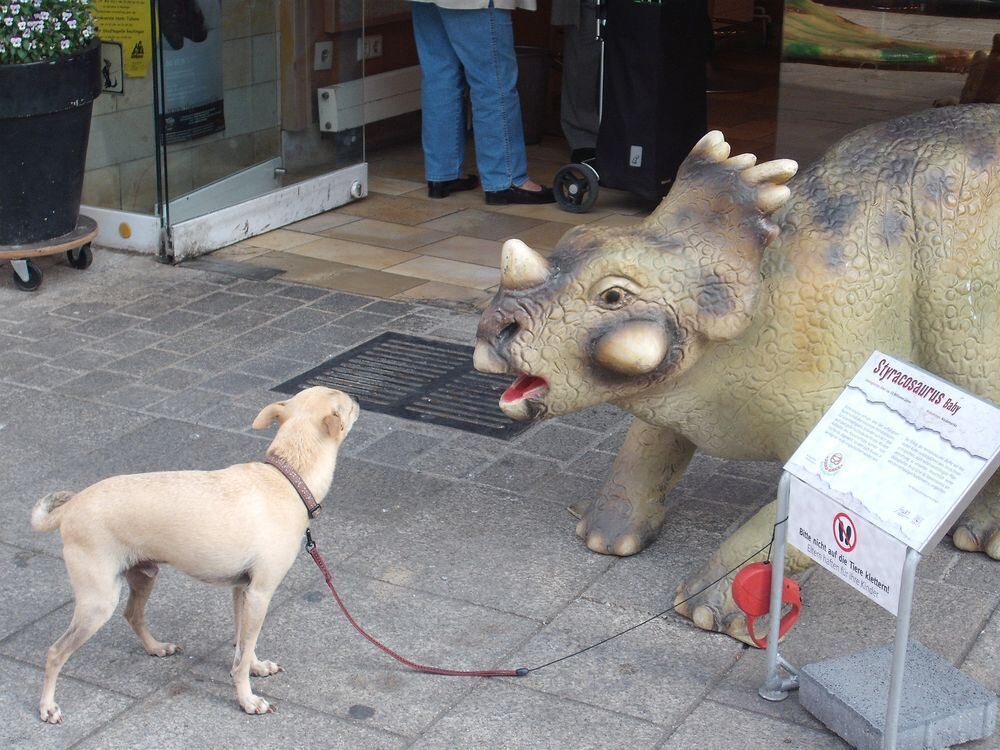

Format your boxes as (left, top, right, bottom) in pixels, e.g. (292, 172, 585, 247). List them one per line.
(501, 373, 549, 403)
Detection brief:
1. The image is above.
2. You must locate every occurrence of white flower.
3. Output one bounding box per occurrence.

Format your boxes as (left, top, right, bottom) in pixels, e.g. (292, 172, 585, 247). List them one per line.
(10, 2, 19, 12)
(60, 38, 69, 49)
(66, 18, 75, 28)
(61, 10, 70, 21)
(16, 18, 23, 28)
(38, 10, 47, 19)
(11, 35, 21, 46)
(3, 16, 12, 25)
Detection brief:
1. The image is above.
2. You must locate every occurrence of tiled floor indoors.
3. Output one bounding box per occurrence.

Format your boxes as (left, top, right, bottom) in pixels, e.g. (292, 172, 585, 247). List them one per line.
(211, 48, 780, 308)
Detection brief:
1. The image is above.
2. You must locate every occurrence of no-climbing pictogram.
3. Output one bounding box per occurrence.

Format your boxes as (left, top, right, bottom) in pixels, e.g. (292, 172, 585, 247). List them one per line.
(833, 512, 858, 552)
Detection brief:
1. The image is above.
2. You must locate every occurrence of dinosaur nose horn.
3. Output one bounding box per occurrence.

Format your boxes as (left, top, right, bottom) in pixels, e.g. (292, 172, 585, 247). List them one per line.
(500, 239, 550, 290)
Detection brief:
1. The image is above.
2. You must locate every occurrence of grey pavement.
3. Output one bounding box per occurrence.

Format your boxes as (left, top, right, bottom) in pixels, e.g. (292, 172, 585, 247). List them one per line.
(1, 251, 997, 749)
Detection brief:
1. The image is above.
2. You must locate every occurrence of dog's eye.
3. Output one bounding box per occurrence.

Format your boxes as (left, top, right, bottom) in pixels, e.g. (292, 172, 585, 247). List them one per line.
(598, 287, 633, 309)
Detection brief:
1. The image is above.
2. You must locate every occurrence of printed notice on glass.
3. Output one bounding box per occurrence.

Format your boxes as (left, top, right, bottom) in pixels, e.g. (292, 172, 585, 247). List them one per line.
(785, 351, 1000, 553)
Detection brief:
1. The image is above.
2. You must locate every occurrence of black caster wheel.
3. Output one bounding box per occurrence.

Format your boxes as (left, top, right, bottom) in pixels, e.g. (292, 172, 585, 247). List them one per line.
(67, 243, 93, 269)
(554, 162, 600, 214)
(11, 259, 42, 292)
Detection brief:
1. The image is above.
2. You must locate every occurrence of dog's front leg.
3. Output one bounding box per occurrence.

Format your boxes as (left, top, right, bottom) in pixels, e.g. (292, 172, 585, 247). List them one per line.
(231, 583, 278, 715)
(232, 586, 283, 678)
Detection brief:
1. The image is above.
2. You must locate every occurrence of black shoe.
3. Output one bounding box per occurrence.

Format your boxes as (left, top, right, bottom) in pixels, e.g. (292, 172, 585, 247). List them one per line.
(570, 147, 597, 163)
(484, 184, 555, 205)
(428, 175, 479, 198)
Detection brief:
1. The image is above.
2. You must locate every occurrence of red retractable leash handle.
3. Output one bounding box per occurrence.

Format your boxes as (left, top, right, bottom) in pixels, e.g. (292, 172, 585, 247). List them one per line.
(731, 561, 801, 649)
(305, 531, 528, 678)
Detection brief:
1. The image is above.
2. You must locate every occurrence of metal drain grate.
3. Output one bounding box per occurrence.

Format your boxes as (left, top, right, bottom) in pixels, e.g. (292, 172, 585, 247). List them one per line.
(273, 332, 532, 440)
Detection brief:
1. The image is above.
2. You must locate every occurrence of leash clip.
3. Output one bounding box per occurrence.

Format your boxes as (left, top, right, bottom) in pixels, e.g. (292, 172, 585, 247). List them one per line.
(304, 527, 316, 551)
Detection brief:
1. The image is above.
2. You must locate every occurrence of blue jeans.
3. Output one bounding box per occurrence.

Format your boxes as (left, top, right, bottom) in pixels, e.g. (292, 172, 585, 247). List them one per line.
(411, 2, 529, 192)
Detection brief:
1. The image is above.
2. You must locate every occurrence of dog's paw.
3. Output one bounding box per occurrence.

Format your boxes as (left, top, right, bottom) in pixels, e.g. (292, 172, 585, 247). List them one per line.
(148, 642, 181, 658)
(39, 703, 64, 724)
(240, 695, 275, 715)
(251, 659, 284, 677)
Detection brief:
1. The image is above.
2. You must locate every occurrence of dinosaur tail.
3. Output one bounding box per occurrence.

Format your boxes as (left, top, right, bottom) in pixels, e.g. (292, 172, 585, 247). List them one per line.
(31, 491, 77, 533)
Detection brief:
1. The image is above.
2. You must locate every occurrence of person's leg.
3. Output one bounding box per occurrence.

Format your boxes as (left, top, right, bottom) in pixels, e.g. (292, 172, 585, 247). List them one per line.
(411, 3, 467, 184)
(440, 4, 529, 192)
(560, 0, 600, 158)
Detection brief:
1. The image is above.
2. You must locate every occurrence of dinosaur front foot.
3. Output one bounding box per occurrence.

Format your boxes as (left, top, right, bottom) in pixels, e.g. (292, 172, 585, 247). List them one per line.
(571, 493, 664, 557)
(951, 492, 1000, 559)
(674, 566, 754, 645)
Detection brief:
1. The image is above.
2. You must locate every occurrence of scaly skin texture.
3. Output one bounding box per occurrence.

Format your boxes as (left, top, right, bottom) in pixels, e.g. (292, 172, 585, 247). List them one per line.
(475, 105, 1000, 644)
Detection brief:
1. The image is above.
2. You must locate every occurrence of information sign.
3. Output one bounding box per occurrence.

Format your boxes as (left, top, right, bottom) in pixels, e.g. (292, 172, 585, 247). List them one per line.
(785, 352, 1000, 554)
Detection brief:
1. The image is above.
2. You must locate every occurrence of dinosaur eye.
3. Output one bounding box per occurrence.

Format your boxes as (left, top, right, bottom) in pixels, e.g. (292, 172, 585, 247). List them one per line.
(598, 287, 632, 309)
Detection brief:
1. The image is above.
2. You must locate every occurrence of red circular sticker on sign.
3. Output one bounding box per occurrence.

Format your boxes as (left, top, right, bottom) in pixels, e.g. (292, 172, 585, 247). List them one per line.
(833, 512, 858, 552)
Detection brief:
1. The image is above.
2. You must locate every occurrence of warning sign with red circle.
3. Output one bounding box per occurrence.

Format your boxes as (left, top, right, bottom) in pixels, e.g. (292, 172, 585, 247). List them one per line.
(833, 512, 858, 552)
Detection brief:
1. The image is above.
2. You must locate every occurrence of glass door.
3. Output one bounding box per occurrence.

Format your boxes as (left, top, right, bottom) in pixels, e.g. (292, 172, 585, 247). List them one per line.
(155, 0, 368, 259)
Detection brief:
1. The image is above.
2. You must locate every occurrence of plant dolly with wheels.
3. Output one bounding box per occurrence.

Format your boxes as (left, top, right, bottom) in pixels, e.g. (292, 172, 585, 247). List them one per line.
(0, 214, 97, 292)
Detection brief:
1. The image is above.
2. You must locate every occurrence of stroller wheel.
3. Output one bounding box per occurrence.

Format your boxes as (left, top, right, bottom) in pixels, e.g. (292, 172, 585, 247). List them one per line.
(554, 163, 599, 213)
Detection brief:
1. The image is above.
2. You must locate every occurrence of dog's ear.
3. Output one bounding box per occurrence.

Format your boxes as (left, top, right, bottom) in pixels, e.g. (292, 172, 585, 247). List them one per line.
(252, 402, 287, 430)
(323, 413, 343, 437)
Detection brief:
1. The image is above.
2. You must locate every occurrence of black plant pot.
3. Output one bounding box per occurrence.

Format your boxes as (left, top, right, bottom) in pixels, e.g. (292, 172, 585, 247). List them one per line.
(0, 40, 102, 246)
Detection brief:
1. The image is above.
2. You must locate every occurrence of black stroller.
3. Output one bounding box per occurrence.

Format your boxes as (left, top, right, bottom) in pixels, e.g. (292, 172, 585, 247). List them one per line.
(553, 0, 712, 212)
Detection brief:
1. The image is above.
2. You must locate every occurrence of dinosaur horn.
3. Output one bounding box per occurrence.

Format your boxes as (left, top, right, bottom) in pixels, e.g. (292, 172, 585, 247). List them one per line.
(500, 239, 550, 290)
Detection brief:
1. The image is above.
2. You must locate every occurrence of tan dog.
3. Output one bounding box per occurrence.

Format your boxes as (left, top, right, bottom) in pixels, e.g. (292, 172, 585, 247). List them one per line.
(30, 386, 359, 723)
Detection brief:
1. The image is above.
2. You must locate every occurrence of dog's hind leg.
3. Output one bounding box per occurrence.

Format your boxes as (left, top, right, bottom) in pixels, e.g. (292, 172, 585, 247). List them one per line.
(39, 553, 120, 724)
(231, 581, 279, 715)
(124, 563, 180, 657)
(232, 585, 283, 678)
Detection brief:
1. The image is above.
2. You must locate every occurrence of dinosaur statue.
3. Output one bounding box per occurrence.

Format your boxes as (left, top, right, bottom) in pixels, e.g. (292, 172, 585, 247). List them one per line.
(474, 104, 1000, 644)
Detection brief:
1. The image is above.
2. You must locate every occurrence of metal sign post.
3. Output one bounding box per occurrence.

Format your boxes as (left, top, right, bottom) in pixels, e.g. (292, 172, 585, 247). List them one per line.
(756, 352, 999, 750)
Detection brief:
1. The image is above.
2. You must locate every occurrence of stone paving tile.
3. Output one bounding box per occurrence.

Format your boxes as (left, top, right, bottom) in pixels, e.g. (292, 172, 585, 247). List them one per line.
(513, 423, 602, 462)
(140, 366, 207, 391)
(197, 371, 274, 396)
(236, 355, 312, 381)
(5, 364, 83, 391)
(19, 330, 98, 360)
(96, 383, 175, 410)
(510, 597, 742, 727)
(473, 453, 562, 493)
(72, 312, 142, 339)
(269, 307, 342, 333)
(137, 309, 213, 337)
(116, 293, 181, 319)
(49, 348, 117, 372)
(0, 567, 241, 700)
(85, 328, 169, 356)
(236, 293, 306, 317)
(7, 314, 75, 341)
(0, 350, 49, 379)
(660, 699, 849, 749)
(147, 389, 240, 421)
(49, 301, 117, 320)
(363, 300, 414, 317)
(198, 402, 264, 432)
(179, 345, 261, 374)
(567, 449, 616, 480)
(552, 403, 631, 434)
(190, 570, 539, 738)
(104, 347, 184, 377)
(195, 309, 276, 335)
(409, 447, 490, 480)
(383, 314, 443, 335)
(181, 291, 254, 315)
(307, 290, 370, 315)
(54, 370, 140, 399)
(335, 472, 611, 617)
(357, 431, 442, 467)
(409, 680, 665, 749)
(75, 678, 407, 750)
(0, 657, 135, 747)
(0, 543, 73, 641)
(271, 284, 330, 302)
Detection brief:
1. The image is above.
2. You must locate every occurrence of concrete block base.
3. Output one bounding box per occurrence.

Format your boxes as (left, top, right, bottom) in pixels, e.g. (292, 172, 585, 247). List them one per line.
(798, 641, 997, 750)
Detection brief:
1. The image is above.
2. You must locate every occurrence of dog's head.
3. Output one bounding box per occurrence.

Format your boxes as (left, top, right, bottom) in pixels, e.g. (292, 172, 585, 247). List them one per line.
(252, 386, 359, 444)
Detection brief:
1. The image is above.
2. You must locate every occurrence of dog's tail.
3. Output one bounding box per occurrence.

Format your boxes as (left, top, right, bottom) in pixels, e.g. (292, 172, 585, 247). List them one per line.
(31, 491, 76, 533)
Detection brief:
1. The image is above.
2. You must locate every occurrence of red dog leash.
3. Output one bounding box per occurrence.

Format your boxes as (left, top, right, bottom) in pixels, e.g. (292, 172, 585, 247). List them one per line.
(264, 453, 526, 678)
(305, 530, 527, 678)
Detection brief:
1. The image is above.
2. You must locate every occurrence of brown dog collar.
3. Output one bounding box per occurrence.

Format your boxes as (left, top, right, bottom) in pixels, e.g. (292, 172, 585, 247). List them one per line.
(264, 454, 321, 518)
